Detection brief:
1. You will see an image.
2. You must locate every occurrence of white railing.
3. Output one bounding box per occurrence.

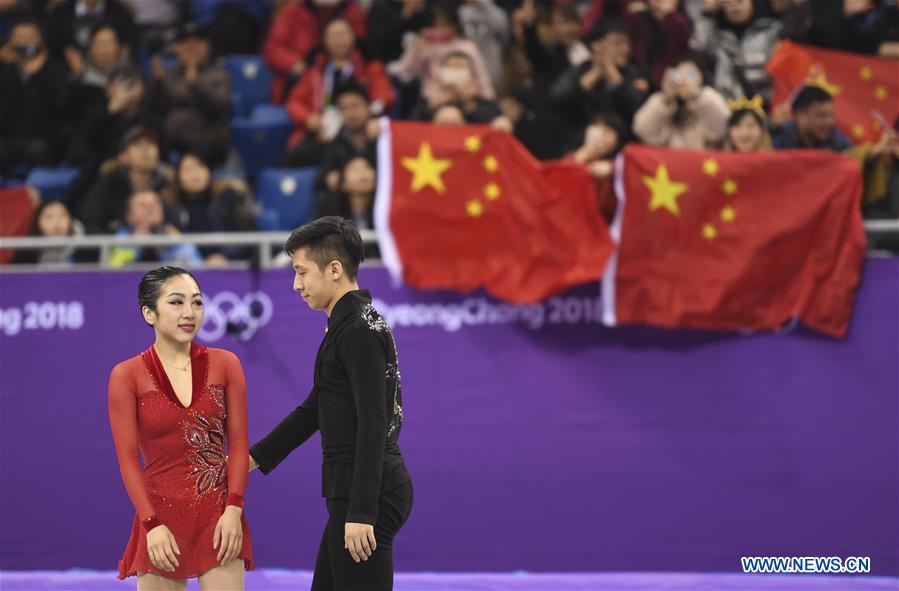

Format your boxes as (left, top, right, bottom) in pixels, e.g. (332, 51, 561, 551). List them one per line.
(0, 223, 896, 270)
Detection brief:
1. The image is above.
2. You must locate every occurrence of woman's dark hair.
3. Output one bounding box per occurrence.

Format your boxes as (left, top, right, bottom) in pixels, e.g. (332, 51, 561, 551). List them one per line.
(138, 266, 199, 312)
(284, 216, 364, 281)
(27, 200, 71, 237)
(588, 110, 629, 154)
(428, 0, 462, 32)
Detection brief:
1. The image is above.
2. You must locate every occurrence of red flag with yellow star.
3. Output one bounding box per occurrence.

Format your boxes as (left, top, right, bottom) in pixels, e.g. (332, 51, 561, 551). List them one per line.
(602, 144, 867, 338)
(374, 120, 612, 303)
(766, 41, 898, 144)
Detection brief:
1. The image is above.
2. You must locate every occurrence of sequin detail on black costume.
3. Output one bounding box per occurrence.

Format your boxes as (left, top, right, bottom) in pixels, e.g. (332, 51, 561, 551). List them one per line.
(360, 304, 404, 439)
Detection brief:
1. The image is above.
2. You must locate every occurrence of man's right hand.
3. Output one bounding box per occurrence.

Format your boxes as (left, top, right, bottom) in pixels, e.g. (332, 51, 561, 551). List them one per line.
(248, 454, 259, 473)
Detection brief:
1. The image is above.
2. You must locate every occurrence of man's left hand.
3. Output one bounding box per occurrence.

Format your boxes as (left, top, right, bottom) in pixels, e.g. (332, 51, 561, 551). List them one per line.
(344, 522, 376, 563)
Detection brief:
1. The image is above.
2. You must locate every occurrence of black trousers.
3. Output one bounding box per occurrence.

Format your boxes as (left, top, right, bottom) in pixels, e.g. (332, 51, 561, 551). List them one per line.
(310, 481, 413, 591)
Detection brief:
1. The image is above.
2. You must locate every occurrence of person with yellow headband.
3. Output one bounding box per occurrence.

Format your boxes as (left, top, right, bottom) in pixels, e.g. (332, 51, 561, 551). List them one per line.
(724, 95, 772, 152)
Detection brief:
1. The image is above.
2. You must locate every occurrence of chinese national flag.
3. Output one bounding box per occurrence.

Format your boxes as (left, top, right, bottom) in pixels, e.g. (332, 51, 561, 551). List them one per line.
(602, 145, 867, 338)
(766, 41, 899, 144)
(375, 120, 612, 303)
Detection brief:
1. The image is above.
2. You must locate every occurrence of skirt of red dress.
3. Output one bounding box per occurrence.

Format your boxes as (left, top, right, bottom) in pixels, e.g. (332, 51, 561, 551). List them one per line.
(118, 501, 254, 580)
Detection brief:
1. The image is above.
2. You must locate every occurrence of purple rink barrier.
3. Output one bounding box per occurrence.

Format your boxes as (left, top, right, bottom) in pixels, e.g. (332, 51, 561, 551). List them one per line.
(0, 260, 897, 575)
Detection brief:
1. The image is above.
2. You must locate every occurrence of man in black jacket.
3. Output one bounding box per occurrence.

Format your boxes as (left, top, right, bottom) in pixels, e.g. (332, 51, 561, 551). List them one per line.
(249, 216, 412, 591)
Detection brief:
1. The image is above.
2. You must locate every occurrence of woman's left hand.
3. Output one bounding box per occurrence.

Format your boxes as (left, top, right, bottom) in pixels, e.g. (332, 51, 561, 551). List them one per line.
(213, 505, 243, 565)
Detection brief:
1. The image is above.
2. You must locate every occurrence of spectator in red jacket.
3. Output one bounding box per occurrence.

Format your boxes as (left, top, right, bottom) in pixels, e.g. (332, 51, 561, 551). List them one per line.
(263, 0, 367, 102)
(283, 16, 394, 165)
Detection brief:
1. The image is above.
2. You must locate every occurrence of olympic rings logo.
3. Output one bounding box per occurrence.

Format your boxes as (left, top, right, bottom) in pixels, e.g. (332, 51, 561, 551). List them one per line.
(198, 291, 274, 342)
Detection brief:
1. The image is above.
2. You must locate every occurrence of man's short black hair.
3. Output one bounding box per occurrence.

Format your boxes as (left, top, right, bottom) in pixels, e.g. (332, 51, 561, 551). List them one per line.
(584, 18, 631, 45)
(333, 81, 370, 104)
(285, 216, 365, 281)
(792, 85, 833, 113)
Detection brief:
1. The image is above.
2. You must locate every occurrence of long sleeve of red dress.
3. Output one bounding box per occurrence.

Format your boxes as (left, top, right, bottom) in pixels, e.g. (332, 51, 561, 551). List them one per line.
(223, 351, 248, 508)
(108, 362, 159, 523)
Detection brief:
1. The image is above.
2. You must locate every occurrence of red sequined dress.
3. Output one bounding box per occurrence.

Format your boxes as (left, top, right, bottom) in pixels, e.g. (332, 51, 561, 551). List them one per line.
(108, 343, 254, 579)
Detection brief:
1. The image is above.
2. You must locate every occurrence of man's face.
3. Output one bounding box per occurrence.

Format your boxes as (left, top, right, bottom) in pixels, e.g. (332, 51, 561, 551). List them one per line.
(324, 20, 355, 60)
(90, 27, 120, 70)
(123, 137, 160, 173)
(292, 248, 335, 311)
(175, 36, 210, 66)
(593, 32, 631, 68)
(10, 23, 42, 61)
(336, 93, 370, 132)
(126, 191, 164, 229)
(796, 101, 835, 143)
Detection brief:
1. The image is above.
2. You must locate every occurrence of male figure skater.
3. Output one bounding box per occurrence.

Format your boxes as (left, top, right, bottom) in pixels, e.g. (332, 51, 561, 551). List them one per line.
(249, 216, 412, 591)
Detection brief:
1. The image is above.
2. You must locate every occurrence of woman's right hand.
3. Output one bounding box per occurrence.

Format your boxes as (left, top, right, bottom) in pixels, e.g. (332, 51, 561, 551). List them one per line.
(146, 525, 180, 572)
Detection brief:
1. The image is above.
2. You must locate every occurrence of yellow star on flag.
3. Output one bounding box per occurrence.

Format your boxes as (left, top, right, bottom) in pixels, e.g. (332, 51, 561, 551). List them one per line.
(484, 155, 498, 173)
(809, 70, 841, 96)
(484, 183, 500, 200)
(722, 178, 738, 196)
(874, 86, 888, 101)
(703, 223, 718, 240)
(720, 205, 736, 223)
(466, 200, 484, 217)
(852, 124, 865, 138)
(702, 158, 720, 177)
(859, 66, 873, 81)
(401, 142, 452, 194)
(643, 164, 688, 216)
(465, 136, 482, 152)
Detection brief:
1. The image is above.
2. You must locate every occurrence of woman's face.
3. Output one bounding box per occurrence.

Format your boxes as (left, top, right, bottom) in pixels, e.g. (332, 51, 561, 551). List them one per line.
(729, 112, 764, 152)
(89, 27, 120, 70)
(144, 274, 204, 344)
(324, 20, 355, 60)
(585, 122, 620, 159)
(178, 155, 211, 194)
(37, 202, 71, 237)
(341, 157, 376, 194)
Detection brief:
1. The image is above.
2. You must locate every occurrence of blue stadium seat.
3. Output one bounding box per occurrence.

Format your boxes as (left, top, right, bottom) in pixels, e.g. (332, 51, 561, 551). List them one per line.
(229, 116, 291, 178)
(251, 104, 290, 124)
(25, 167, 80, 201)
(224, 55, 273, 117)
(255, 168, 318, 230)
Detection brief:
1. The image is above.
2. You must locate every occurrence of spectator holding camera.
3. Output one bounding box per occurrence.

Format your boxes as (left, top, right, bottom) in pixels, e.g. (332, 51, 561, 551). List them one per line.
(79, 126, 176, 234)
(410, 51, 501, 123)
(388, 0, 495, 109)
(109, 189, 202, 267)
(0, 17, 67, 172)
(633, 52, 730, 149)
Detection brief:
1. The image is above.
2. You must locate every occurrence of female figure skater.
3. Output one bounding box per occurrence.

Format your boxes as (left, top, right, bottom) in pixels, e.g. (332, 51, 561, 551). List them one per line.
(108, 266, 253, 590)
